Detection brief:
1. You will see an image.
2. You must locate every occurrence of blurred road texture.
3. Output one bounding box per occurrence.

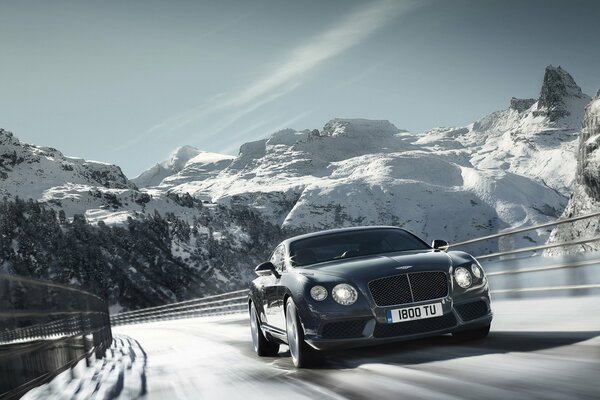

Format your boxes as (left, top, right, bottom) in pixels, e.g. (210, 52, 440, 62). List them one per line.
(111, 296, 600, 400)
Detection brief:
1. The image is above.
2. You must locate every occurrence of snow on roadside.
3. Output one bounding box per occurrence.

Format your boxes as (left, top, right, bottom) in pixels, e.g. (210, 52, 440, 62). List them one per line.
(22, 335, 146, 400)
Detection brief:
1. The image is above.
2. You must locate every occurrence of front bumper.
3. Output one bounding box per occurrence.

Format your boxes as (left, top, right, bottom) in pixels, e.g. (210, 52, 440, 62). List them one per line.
(303, 295, 493, 351)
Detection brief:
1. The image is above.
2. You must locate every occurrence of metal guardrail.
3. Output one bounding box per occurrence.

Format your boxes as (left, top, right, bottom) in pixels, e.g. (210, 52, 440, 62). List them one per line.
(491, 283, 600, 294)
(110, 255, 600, 325)
(110, 290, 248, 326)
(110, 256, 600, 325)
(487, 257, 600, 277)
(455, 211, 600, 297)
(110, 212, 600, 326)
(451, 211, 600, 249)
(477, 236, 600, 260)
(0, 273, 112, 400)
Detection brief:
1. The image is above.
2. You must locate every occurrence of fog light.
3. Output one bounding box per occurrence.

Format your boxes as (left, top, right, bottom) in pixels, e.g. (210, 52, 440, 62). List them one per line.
(332, 284, 358, 305)
(454, 267, 472, 288)
(471, 263, 482, 279)
(310, 285, 328, 301)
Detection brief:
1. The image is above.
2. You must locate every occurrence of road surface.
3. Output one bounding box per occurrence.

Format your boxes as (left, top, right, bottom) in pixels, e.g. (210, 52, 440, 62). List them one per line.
(109, 296, 600, 400)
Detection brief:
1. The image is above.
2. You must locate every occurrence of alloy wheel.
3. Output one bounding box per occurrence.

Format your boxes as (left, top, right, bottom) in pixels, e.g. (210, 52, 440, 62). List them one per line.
(286, 302, 299, 363)
(250, 304, 259, 352)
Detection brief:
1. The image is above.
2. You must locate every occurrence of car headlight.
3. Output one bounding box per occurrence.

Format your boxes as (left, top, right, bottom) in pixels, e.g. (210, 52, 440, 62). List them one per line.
(454, 267, 472, 288)
(332, 284, 358, 305)
(310, 285, 328, 301)
(471, 263, 482, 279)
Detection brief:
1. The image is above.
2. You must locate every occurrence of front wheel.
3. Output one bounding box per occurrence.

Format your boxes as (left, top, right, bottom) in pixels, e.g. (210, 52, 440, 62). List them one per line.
(452, 324, 491, 341)
(250, 302, 279, 356)
(285, 298, 319, 368)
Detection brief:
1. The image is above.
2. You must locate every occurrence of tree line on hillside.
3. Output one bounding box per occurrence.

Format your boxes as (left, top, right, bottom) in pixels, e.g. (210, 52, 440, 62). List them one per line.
(0, 197, 284, 310)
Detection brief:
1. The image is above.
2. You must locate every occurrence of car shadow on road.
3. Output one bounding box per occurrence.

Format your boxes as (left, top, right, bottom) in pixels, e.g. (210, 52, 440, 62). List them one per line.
(314, 330, 600, 369)
(226, 315, 600, 370)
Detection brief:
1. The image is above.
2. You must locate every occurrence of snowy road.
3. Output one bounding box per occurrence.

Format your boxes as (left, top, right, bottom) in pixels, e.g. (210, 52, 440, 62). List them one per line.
(115, 296, 600, 400)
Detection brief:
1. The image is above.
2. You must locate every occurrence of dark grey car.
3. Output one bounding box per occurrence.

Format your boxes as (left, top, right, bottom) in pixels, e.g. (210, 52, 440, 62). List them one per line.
(248, 226, 492, 368)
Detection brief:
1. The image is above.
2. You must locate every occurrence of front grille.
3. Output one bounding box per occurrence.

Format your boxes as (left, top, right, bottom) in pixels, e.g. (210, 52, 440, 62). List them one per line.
(368, 274, 412, 306)
(409, 272, 448, 302)
(368, 271, 448, 306)
(455, 301, 489, 321)
(321, 319, 368, 339)
(373, 313, 457, 338)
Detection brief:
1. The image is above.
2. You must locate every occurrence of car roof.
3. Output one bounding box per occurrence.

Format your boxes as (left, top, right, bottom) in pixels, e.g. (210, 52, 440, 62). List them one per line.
(281, 226, 411, 246)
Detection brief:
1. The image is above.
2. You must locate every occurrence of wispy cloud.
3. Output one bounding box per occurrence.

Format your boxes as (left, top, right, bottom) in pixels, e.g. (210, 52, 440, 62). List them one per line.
(132, 0, 419, 148)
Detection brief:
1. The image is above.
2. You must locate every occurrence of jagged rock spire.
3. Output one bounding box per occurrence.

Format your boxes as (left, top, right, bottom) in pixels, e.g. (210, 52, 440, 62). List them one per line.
(537, 65, 588, 120)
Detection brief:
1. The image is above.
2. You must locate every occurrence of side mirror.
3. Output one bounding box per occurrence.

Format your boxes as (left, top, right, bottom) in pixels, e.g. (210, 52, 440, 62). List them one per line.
(255, 261, 279, 277)
(431, 239, 449, 251)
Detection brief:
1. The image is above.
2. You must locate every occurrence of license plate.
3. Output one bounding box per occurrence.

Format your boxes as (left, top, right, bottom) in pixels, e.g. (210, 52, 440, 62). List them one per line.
(386, 302, 443, 323)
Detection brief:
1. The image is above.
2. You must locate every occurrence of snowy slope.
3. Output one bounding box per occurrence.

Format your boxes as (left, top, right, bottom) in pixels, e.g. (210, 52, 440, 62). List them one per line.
(0, 129, 148, 220)
(421, 66, 590, 197)
(132, 145, 234, 188)
(0, 131, 227, 225)
(0, 129, 133, 198)
(165, 126, 560, 252)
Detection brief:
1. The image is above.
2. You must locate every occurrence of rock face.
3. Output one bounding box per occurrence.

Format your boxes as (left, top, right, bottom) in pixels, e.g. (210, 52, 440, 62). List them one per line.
(578, 92, 600, 200)
(510, 97, 536, 113)
(536, 66, 589, 121)
(547, 93, 600, 254)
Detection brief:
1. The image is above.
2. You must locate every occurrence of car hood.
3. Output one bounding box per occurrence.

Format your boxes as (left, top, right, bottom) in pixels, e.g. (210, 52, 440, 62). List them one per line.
(300, 250, 461, 282)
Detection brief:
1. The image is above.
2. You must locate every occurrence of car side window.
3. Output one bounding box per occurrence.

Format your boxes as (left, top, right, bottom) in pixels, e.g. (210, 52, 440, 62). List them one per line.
(270, 245, 286, 274)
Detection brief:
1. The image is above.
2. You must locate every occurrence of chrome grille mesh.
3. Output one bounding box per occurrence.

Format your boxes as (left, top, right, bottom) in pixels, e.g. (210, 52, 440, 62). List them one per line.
(368, 271, 448, 307)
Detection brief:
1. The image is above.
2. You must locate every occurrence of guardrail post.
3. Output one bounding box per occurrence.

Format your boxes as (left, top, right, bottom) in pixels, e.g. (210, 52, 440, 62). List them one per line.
(80, 313, 92, 367)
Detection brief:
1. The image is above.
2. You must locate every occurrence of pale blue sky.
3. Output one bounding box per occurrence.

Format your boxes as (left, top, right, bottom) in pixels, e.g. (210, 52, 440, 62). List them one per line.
(1, 0, 599, 176)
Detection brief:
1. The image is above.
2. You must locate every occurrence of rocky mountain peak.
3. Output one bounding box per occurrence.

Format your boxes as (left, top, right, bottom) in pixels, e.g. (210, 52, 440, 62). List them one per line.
(537, 65, 588, 120)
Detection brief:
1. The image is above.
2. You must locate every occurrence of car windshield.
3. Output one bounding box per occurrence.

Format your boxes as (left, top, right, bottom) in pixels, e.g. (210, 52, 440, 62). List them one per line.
(289, 228, 430, 267)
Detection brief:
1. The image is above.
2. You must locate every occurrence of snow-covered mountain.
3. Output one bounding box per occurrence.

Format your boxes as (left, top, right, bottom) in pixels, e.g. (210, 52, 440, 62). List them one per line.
(424, 65, 590, 197)
(132, 145, 235, 188)
(0, 129, 134, 198)
(132, 145, 202, 188)
(1, 65, 595, 308)
(547, 90, 600, 254)
(0, 130, 281, 310)
(160, 66, 590, 253)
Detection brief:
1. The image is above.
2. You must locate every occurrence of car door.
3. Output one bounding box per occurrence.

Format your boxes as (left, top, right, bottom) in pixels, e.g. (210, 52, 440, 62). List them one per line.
(264, 245, 286, 331)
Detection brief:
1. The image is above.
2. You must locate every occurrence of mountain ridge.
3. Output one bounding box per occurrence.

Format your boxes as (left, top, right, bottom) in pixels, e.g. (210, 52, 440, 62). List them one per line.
(1, 65, 596, 308)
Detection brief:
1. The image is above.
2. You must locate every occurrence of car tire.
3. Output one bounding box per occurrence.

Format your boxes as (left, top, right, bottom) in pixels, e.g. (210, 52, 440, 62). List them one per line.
(452, 324, 491, 341)
(285, 298, 320, 368)
(250, 302, 280, 356)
